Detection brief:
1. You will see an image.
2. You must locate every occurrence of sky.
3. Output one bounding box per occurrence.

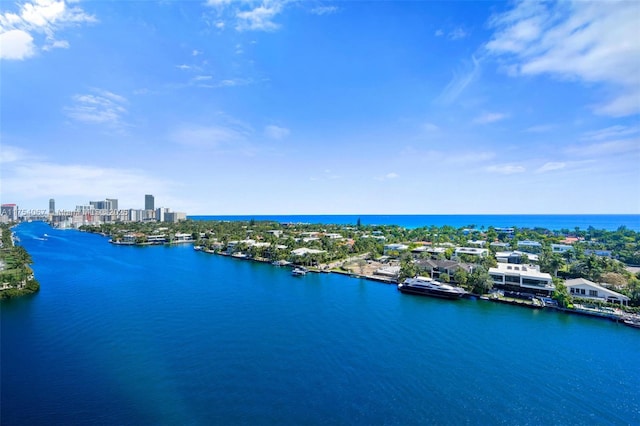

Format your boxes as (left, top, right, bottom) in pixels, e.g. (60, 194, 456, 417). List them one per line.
(1, 0, 639, 215)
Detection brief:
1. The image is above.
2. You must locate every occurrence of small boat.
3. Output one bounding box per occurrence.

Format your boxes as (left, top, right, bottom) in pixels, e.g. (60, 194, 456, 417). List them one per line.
(398, 276, 466, 300)
(291, 267, 308, 276)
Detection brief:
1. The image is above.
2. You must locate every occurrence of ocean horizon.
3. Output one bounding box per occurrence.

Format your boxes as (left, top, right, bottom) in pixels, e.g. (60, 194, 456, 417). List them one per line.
(189, 214, 640, 232)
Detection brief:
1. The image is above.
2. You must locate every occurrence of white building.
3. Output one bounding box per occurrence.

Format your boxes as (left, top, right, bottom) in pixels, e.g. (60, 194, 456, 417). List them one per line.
(489, 263, 555, 296)
(564, 278, 629, 305)
(290, 247, 326, 256)
(383, 243, 409, 255)
(551, 244, 573, 254)
(517, 240, 542, 254)
(453, 247, 488, 259)
(495, 250, 539, 264)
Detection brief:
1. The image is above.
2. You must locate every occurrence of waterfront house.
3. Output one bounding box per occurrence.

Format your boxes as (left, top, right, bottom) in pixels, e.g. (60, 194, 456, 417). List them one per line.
(551, 244, 573, 254)
(495, 250, 539, 264)
(516, 240, 542, 254)
(383, 243, 409, 255)
(467, 240, 486, 248)
(489, 263, 555, 296)
(584, 249, 613, 258)
(564, 278, 629, 306)
(415, 259, 473, 281)
(452, 247, 488, 260)
(490, 242, 510, 250)
(290, 247, 326, 257)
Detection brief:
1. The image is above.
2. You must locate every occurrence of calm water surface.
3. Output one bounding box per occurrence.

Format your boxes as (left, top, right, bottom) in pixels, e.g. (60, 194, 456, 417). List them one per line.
(2, 222, 639, 425)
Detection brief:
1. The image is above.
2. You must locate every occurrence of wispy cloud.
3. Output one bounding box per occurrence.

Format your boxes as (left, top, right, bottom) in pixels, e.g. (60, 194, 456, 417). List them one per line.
(524, 124, 555, 133)
(567, 138, 640, 158)
(235, 2, 285, 32)
(448, 27, 468, 40)
(485, 0, 640, 117)
(486, 164, 525, 174)
(1, 145, 173, 207)
(437, 56, 481, 104)
(581, 125, 640, 141)
(473, 112, 508, 124)
(536, 162, 565, 173)
(264, 125, 290, 140)
(310, 6, 338, 16)
(375, 172, 399, 181)
(0, 0, 96, 60)
(171, 124, 247, 149)
(65, 89, 128, 126)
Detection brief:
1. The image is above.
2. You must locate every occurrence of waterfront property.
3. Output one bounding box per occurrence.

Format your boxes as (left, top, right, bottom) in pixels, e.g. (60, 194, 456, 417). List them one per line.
(495, 250, 540, 264)
(452, 247, 488, 260)
(489, 263, 555, 296)
(565, 278, 630, 306)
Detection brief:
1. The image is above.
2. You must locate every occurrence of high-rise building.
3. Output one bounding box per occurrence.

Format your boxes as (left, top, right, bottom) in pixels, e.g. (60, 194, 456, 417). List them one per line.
(145, 194, 154, 210)
(106, 198, 118, 212)
(1, 204, 18, 221)
(49, 198, 55, 214)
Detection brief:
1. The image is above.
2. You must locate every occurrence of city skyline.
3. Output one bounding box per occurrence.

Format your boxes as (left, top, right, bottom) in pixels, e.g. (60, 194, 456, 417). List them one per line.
(1, 0, 639, 214)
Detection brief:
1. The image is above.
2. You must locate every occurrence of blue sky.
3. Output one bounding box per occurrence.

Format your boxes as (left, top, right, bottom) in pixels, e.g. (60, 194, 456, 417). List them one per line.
(1, 0, 639, 214)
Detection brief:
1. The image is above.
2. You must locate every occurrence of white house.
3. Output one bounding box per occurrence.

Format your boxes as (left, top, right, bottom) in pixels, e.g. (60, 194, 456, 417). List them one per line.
(495, 250, 539, 264)
(489, 263, 555, 296)
(517, 240, 542, 254)
(383, 243, 409, 255)
(551, 244, 573, 254)
(564, 278, 629, 305)
(453, 247, 488, 259)
(290, 247, 326, 257)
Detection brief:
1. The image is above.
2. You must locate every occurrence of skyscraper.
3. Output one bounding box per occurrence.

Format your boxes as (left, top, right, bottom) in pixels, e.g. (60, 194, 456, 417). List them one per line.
(49, 198, 55, 214)
(145, 194, 154, 210)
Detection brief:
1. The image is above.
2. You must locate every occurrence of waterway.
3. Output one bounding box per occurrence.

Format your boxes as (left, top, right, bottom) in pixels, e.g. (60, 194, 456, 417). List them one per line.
(2, 221, 639, 425)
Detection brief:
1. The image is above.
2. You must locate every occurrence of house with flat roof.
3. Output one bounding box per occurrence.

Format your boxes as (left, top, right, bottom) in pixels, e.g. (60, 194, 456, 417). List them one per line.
(489, 263, 555, 296)
(490, 242, 510, 250)
(495, 250, 539, 264)
(551, 244, 573, 254)
(517, 240, 542, 254)
(564, 278, 629, 305)
(383, 243, 409, 255)
(584, 249, 613, 258)
(452, 247, 488, 260)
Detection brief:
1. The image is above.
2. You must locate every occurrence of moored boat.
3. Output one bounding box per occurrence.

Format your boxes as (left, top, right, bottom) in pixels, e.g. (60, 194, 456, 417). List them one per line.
(398, 276, 466, 300)
(291, 267, 308, 276)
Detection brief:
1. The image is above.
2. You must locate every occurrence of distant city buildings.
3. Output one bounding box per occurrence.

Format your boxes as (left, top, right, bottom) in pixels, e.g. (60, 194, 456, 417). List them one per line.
(43, 195, 186, 228)
(1, 204, 18, 223)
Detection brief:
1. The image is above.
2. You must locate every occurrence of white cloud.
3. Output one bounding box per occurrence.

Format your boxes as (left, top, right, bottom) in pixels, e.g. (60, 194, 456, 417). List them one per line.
(449, 27, 467, 40)
(264, 125, 290, 140)
(171, 124, 247, 148)
(486, 164, 525, 174)
(236, 3, 283, 32)
(1, 145, 173, 207)
(473, 112, 508, 124)
(486, 0, 640, 117)
(524, 124, 555, 133)
(434, 29, 444, 37)
(422, 122, 439, 132)
(0, 29, 35, 59)
(65, 89, 128, 125)
(567, 138, 640, 158)
(0, 0, 95, 60)
(311, 6, 338, 16)
(581, 125, 640, 141)
(437, 56, 481, 104)
(536, 162, 565, 173)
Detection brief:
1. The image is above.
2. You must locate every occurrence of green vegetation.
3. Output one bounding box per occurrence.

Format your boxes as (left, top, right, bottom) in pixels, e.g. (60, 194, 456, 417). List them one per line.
(80, 220, 640, 306)
(0, 224, 40, 300)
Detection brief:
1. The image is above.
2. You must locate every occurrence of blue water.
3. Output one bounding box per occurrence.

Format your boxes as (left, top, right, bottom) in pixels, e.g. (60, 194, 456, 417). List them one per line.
(189, 214, 640, 231)
(2, 221, 640, 425)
